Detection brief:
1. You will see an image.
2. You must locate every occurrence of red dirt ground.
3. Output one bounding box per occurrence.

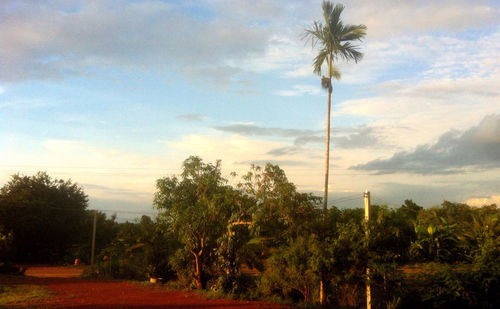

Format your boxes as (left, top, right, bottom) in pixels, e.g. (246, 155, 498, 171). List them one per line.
(24, 266, 84, 278)
(1, 266, 289, 309)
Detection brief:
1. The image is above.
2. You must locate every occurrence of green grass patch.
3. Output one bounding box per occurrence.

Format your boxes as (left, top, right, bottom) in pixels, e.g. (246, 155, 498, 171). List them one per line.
(0, 284, 52, 305)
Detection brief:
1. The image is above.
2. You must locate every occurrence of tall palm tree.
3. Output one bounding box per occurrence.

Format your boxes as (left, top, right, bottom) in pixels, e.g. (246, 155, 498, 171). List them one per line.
(304, 1, 366, 211)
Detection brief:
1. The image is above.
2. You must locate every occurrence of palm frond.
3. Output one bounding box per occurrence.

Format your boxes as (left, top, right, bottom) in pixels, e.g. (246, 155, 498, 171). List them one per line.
(324, 2, 344, 32)
(338, 42, 364, 63)
(340, 24, 367, 42)
(312, 49, 329, 76)
(303, 21, 326, 49)
(330, 65, 341, 80)
(321, 1, 334, 25)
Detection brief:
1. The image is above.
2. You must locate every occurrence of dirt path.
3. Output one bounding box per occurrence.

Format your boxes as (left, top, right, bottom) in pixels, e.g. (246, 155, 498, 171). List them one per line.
(2, 266, 289, 309)
(24, 266, 84, 278)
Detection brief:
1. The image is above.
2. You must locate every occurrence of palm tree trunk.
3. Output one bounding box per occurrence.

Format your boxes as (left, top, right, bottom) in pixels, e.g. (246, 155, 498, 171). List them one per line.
(323, 85, 332, 211)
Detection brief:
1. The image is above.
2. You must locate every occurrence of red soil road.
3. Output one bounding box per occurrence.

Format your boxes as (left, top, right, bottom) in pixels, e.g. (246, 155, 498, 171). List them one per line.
(2, 266, 289, 309)
(23, 266, 84, 278)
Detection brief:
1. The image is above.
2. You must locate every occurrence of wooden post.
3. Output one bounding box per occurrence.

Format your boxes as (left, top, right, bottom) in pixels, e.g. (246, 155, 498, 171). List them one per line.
(364, 190, 371, 309)
(90, 210, 97, 266)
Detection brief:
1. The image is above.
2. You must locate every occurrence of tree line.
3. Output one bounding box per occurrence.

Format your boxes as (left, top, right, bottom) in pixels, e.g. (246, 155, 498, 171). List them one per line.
(1, 157, 499, 307)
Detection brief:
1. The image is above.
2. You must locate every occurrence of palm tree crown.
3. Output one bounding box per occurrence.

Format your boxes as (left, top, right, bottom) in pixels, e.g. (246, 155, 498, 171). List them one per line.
(304, 1, 366, 84)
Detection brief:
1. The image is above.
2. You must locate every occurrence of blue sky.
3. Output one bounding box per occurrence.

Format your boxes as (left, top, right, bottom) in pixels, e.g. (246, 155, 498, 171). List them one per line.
(1, 0, 499, 217)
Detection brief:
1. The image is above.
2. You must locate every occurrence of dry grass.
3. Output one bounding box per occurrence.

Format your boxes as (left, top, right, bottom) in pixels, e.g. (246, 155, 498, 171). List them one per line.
(0, 284, 52, 305)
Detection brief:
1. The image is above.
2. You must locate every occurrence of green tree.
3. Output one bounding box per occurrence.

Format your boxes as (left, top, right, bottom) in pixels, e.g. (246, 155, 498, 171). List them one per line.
(410, 212, 459, 263)
(73, 211, 119, 264)
(260, 206, 367, 306)
(260, 235, 318, 304)
(0, 226, 13, 263)
(304, 1, 366, 210)
(213, 191, 266, 293)
(311, 209, 366, 306)
(371, 204, 418, 262)
(0, 172, 88, 262)
(398, 200, 423, 223)
(154, 156, 236, 289)
(459, 204, 500, 263)
(91, 215, 176, 281)
(232, 163, 321, 301)
(238, 163, 320, 245)
(368, 206, 409, 307)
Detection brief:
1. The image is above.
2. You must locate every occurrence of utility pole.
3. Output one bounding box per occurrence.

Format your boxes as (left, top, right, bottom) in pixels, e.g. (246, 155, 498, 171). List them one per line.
(90, 210, 97, 266)
(364, 190, 371, 309)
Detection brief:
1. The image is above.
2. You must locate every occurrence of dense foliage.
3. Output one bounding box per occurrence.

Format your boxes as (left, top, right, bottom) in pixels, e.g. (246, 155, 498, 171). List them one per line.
(1, 160, 499, 308)
(151, 157, 500, 307)
(0, 172, 89, 263)
(87, 215, 176, 281)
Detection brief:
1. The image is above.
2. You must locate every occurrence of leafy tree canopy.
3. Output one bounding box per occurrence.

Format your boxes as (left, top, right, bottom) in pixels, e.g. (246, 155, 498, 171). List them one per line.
(0, 172, 88, 263)
(154, 156, 238, 289)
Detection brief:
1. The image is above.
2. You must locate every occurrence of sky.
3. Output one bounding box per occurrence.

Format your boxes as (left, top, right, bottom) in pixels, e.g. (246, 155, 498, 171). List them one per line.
(1, 0, 499, 217)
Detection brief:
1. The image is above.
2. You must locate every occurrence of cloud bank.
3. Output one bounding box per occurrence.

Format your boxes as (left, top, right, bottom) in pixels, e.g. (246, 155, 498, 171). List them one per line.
(351, 114, 500, 174)
(0, 0, 268, 83)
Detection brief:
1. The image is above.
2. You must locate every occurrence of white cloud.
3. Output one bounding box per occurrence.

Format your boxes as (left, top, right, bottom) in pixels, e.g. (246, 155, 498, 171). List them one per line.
(465, 195, 500, 207)
(0, 0, 269, 83)
(177, 113, 207, 123)
(161, 132, 327, 188)
(164, 133, 290, 164)
(0, 98, 56, 110)
(2, 0, 498, 90)
(351, 115, 500, 175)
(335, 73, 500, 150)
(222, 33, 317, 82)
(345, 0, 499, 39)
(336, 29, 500, 85)
(0, 139, 182, 202)
(380, 76, 500, 99)
(1, 131, 497, 209)
(275, 84, 320, 96)
(284, 65, 313, 78)
(43, 139, 83, 153)
(229, 121, 256, 126)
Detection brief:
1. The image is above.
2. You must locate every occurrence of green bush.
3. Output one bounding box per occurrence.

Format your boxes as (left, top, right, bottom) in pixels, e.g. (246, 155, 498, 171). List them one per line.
(210, 273, 257, 297)
(401, 262, 500, 308)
